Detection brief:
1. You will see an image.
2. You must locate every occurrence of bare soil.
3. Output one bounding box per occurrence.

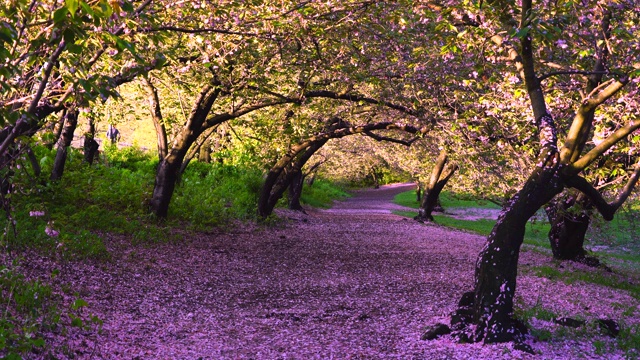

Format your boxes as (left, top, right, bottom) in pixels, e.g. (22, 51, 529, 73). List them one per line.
(11, 184, 639, 359)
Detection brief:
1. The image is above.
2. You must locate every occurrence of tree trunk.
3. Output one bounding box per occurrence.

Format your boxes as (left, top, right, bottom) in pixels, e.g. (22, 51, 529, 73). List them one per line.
(22, 145, 41, 177)
(258, 140, 327, 217)
(179, 126, 218, 176)
(50, 109, 78, 181)
(458, 152, 563, 343)
(149, 107, 211, 217)
(149, 149, 188, 218)
(288, 169, 306, 212)
(46, 109, 67, 150)
(415, 150, 458, 222)
(83, 116, 99, 165)
(198, 138, 212, 163)
(545, 197, 591, 260)
(144, 76, 168, 162)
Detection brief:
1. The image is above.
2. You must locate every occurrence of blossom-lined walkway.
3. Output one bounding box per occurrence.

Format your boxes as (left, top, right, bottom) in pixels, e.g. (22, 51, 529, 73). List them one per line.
(25, 184, 638, 358)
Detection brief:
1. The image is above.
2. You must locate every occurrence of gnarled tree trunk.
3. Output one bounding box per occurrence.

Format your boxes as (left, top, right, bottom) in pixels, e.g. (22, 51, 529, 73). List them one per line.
(448, 2, 634, 346)
(545, 195, 591, 260)
(258, 139, 327, 217)
(466, 150, 563, 343)
(149, 82, 219, 218)
(415, 150, 458, 222)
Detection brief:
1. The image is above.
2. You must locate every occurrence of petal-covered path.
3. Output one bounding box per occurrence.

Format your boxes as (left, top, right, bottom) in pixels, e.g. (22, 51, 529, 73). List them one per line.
(18, 184, 639, 359)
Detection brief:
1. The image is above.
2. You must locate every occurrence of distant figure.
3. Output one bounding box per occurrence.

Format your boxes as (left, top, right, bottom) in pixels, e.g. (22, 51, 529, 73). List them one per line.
(106, 124, 120, 144)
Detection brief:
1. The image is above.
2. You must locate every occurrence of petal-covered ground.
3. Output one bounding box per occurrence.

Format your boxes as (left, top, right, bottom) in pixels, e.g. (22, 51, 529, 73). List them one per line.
(10, 184, 639, 359)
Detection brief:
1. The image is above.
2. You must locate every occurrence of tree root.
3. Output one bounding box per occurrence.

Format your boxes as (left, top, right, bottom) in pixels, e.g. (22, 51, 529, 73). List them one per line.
(422, 291, 534, 354)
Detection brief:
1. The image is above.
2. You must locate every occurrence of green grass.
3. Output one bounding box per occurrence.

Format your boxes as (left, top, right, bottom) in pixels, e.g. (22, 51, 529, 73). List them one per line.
(394, 190, 640, 261)
(300, 179, 350, 208)
(432, 214, 549, 248)
(394, 190, 500, 210)
(528, 264, 640, 299)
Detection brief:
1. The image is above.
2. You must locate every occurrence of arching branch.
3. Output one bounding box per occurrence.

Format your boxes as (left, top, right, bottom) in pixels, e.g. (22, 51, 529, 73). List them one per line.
(363, 130, 418, 146)
(538, 70, 608, 82)
(565, 162, 640, 221)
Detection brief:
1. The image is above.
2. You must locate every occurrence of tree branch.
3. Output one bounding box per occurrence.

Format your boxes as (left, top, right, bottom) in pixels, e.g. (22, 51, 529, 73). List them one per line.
(565, 162, 640, 221)
(611, 163, 640, 210)
(138, 26, 264, 38)
(363, 130, 418, 146)
(538, 70, 608, 82)
(559, 8, 613, 165)
(564, 118, 640, 176)
(304, 90, 423, 118)
(583, 77, 628, 111)
(564, 175, 614, 220)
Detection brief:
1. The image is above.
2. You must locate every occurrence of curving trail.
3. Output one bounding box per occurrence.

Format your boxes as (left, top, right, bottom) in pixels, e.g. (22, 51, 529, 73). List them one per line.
(22, 184, 638, 359)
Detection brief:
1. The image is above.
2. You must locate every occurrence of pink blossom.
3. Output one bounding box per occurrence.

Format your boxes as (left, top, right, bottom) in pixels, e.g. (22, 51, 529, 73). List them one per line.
(45, 225, 59, 237)
(30, 210, 45, 217)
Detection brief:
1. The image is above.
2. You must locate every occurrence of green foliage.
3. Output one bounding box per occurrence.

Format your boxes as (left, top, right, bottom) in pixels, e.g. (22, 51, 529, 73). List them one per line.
(514, 299, 639, 358)
(3, 145, 160, 257)
(0, 265, 54, 357)
(0, 263, 103, 358)
(299, 179, 350, 208)
(394, 190, 640, 258)
(103, 143, 158, 172)
(616, 325, 640, 357)
(170, 161, 264, 228)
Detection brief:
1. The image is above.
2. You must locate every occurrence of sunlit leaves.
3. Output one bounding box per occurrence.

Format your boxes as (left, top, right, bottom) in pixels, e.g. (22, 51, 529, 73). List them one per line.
(65, 0, 80, 18)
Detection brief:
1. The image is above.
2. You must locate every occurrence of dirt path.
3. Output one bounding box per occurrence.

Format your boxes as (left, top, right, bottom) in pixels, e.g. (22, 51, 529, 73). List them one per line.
(18, 185, 639, 359)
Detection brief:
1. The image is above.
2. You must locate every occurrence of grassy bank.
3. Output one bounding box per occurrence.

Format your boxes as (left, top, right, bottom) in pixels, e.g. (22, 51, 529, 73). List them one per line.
(0, 145, 349, 357)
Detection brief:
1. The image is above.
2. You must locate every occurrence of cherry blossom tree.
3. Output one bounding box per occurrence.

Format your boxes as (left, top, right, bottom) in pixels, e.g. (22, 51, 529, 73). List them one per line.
(444, 0, 640, 345)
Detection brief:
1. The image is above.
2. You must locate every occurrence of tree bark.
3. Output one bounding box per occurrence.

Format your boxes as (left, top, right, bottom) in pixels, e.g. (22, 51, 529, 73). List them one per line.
(143, 76, 168, 162)
(179, 126, 219, 176)
(258, 139, 327, 217)
(198, 138, 212, 163)
(452, 3, 632, 345)
(25, 145, 41, 177)
(469, 151, 563, 343)
(50, 109, 78, 181)
(287, 168, 306, 212)
(47, 110, 67, 150)
(415, 150, 458, 222)
(547, 160, 640, 261)
(149, 140, 195, 218)
(83, 115, 100, 165)
(545, 196, 591, 260)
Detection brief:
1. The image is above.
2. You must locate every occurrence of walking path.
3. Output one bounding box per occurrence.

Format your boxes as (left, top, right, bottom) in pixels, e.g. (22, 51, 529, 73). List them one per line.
(18, 184, 638, 359)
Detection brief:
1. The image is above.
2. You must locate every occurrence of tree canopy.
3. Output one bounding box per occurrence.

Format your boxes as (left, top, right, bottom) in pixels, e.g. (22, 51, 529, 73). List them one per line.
(1, 0, 640, 354)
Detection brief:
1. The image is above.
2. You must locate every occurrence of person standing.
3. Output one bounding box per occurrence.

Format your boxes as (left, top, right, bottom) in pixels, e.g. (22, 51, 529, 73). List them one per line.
(106, 124, 121, 144)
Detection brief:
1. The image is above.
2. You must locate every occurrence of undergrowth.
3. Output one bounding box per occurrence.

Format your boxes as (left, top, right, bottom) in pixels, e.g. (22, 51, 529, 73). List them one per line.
(0, 144, 348, 355)
(299, 179, 349, 208)
(394, 190, 500, 210)
(0, 262, 101, 358)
